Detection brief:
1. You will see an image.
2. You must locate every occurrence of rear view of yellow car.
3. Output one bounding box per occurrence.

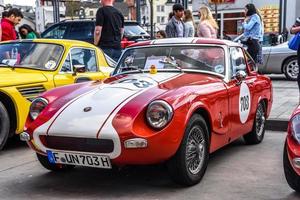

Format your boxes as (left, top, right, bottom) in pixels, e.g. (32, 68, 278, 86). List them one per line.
(0, 39, 114, 149)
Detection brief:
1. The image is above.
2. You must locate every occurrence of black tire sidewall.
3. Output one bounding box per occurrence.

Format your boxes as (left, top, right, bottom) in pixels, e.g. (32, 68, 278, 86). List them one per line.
(283, 57, 298, 81)
(283, 140, 300, 192)
(244, 102, 266, 145)
(0, 101, 10, 150)
(168, 114, 209, 186)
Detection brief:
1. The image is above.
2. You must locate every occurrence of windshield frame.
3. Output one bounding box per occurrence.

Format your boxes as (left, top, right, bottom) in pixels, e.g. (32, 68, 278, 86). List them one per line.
(0, 41, 65, 71)
(113, 44, 229, 80)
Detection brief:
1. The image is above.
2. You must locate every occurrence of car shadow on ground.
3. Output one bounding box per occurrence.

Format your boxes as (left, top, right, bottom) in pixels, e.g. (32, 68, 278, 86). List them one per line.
(9, 138, 254, 198)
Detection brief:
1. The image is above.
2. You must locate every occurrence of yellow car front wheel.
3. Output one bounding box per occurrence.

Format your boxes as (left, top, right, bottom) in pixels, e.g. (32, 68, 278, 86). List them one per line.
(0, 101, 10, 150)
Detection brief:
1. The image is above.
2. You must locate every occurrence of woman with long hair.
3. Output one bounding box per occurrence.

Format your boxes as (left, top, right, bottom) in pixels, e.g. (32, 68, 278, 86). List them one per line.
(19, 24, 39, 39)
(242, 3, 263, 63)
(197, 6, 218, 38)
(183, 9, 195, 37)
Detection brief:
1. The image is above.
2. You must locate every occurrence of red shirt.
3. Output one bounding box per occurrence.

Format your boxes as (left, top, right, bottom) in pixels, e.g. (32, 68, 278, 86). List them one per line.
(1, 18, 16, 41)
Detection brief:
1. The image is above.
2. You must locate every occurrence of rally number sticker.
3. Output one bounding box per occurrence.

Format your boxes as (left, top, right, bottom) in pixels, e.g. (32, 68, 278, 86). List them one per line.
(239, 82, 251, 124)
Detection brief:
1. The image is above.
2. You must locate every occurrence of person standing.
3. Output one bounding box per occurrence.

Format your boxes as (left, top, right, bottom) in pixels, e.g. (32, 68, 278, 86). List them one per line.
(165, 4, 187, 38)
(0, 11, 8, 42)
(1, 8, 23, 41)
(19, 24, 39, 39)
(242, 3, 263, 63)
(197, 6, 218, 38)
(94, 0, 124, 62)
(183, 9, 195, 37)
(290, 17, 300, 90)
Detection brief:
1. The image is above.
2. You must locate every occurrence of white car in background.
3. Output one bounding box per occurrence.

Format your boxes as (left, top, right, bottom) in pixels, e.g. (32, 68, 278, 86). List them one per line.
(233, 35, 298, 80)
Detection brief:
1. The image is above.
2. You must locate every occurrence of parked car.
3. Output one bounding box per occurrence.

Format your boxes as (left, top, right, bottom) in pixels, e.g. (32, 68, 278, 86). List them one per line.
(284, 105, 300, 192)
(22, 38, 272, 186)
(41, 19, 151, 49)
(261, 42, 298, 80)
(0, 39, 113, 150)
(233, 34, 298, 80)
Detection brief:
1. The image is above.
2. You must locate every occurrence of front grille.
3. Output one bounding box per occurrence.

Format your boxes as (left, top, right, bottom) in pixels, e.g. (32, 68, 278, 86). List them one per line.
(40, 135, 114, 153)
(17, 85, 46, 101)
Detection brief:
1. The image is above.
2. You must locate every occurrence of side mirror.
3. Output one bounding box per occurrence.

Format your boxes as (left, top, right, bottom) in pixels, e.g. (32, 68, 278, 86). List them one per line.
(72, 64, 86, 75)
(235, 70, 247, 85)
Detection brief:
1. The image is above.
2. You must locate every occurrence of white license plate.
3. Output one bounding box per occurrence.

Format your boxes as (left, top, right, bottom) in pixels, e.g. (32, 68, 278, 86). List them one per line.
(46, 150, 111, 169)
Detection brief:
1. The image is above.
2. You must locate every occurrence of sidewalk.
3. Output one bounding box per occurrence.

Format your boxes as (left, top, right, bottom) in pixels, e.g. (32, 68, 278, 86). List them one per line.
(266, 76, 298, 131)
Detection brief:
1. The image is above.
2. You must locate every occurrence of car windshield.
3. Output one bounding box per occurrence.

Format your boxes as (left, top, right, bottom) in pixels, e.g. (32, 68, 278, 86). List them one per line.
(116, 46, 225, 75)
(0, 42, 63, 70)
(124, 24, 149, 37)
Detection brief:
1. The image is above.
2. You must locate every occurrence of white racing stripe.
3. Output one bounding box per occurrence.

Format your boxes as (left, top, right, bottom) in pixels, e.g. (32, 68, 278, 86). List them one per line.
(32, 73, 182, 158)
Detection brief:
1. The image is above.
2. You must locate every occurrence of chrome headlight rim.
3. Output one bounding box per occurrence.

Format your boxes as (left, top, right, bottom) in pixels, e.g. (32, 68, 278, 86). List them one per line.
(29, 97, 48, 120)
(146, 100, 173, 130)
(291, 114, 300, 144)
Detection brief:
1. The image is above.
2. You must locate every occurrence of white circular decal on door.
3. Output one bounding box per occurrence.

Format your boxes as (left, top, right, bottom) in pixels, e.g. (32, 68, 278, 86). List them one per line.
(239, 82, 251, 124)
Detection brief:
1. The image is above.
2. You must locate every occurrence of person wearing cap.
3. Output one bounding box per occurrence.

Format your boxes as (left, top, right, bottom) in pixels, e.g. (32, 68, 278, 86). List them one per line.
(290, 17, 300, 90)
(165, 4, 187, 38)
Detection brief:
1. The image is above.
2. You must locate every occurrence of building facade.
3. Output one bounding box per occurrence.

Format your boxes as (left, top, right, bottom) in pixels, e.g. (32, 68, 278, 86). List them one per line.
(35, 0, 66, 33)
(192, 0, 300, 38)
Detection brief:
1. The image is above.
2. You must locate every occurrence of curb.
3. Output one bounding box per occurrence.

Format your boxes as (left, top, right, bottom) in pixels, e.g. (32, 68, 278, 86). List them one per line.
(266, 118, 288, 132)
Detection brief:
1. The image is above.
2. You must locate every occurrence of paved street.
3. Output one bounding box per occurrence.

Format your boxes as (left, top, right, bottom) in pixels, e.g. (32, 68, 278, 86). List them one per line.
(269, 75, 299, 121)
(0, 131, 299, 200)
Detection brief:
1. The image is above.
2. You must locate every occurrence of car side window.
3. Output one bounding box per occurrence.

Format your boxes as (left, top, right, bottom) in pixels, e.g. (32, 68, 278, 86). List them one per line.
(230, 47, 247, 78)
(70, 48, 98, 72)
(244, 51, 257, 72)
(68, 22, 94, 40)
(61, 54, 72, 72)
(43, 24, 67, 39)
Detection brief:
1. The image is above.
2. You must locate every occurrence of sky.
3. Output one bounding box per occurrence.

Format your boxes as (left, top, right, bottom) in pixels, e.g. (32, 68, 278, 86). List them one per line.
(3, 0, 36, 7)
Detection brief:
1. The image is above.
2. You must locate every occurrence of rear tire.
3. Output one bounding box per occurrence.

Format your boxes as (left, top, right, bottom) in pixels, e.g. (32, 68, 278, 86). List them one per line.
(283, 141, 300, 192)
(167, 114, 209, 186)
(283, 57, 298, 81)
(36, 153, 75, 171)
(244, 102, 266, 145)
(0, 101, 10, 150)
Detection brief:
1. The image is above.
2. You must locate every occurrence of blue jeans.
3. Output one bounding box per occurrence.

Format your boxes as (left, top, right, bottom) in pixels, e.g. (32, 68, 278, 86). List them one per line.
(102, 48, 122, 62)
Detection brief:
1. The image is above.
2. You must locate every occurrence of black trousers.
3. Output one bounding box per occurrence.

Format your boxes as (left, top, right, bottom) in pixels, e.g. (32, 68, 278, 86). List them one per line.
(246, 38, 260, 62)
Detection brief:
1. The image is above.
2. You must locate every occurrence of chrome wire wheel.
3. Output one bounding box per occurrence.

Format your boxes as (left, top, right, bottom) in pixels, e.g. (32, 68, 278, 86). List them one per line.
(186, 126, 206, 175)
(256, 103, 266, 138)
(285, 59, 299, 80)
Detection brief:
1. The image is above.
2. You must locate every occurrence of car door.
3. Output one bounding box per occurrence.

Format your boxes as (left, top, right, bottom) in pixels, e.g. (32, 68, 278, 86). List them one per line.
(226, 47, 256, 141)
(54, 47, 105, 87)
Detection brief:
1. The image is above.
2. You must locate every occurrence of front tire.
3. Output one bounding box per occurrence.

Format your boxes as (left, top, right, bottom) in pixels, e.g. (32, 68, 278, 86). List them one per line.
(283, 141, 300, 192)
(283, 57, 298, 81)
(167, 114, 209, 186)
(0, 101, 10, 150)
(36, 153, 75, 171)
(243, 102, 266, 145)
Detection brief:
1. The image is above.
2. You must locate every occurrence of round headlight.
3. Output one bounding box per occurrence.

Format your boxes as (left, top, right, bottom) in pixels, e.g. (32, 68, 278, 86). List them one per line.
(146, 100, 173, 129)
(291, 114, 300, 143)
(30, 98, 48, 120)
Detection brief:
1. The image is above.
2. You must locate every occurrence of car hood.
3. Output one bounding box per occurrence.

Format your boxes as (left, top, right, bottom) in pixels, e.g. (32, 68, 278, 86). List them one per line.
(37, 72, 222, 140)
(0, 68, 48, 87)
(44, 73, 181, 138)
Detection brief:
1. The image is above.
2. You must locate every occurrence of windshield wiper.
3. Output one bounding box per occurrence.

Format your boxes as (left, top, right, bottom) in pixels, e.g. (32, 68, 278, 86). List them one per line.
(159, 58, 183, 72)
(120, 65, 144, 74)
(0, 62, 15, 69)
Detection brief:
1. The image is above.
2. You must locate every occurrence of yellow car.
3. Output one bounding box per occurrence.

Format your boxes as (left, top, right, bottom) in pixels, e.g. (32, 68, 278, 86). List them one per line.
(0, 39, 114, 149)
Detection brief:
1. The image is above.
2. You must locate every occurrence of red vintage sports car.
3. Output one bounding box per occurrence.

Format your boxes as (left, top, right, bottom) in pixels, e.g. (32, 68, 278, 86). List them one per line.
(21, 38, 273, 186)
(284, 105, 300, 192)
